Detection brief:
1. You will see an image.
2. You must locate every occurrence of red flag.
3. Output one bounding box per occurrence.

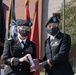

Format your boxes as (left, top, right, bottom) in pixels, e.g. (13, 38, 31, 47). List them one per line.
(24, 0, 31, 39)
(30, 0, 39, 75)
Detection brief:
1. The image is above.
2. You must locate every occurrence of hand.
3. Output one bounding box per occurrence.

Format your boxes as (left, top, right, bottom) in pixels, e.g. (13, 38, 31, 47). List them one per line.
(33, 59, 39, 65)
(30, 63, 43, 71)
(26, 54, 35, 66)
(26, 54, 39, 65)
(19, 55, 29, 62)
(25, 54, 31, 59)
(23, 55, 29, 62)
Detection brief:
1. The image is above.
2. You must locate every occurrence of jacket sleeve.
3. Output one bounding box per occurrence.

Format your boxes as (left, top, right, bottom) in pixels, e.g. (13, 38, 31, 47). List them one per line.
(41, 40, 50, 68)
(49, 34, 71, 66)
(32, 43, 37, 59)
(2, 40, 20, 66)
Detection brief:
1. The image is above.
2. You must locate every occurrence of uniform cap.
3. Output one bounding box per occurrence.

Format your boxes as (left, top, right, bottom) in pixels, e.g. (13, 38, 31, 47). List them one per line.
(45, 16, 59, 27)
(17, 19, 32, 27)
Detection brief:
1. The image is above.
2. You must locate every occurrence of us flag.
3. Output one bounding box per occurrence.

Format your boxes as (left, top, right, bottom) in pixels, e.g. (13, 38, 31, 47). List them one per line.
(8, 0, 17, 38)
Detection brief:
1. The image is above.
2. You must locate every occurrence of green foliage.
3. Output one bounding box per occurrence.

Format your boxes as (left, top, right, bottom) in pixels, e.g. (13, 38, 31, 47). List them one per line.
(40, 72, 45, 75)
(60, 0, 76, 49)
(73, 67, 76, 73)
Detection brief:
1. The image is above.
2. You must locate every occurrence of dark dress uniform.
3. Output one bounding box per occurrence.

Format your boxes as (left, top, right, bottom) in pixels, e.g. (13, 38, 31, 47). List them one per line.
(2, 37, 36, 75)
(41, 32, 74, 75)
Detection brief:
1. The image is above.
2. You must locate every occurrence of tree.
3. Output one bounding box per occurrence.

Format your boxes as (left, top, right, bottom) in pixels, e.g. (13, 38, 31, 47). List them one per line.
(60, 0, 76, 49)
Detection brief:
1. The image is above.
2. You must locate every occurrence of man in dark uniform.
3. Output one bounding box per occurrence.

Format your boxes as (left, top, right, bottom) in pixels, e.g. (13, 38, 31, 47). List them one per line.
(31, 16, 74, 75)
(2, 19, 36, 75)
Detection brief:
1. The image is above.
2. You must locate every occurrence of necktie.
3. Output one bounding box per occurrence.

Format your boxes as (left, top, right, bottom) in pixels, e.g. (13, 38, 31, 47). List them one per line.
(21, 41, 24, 49)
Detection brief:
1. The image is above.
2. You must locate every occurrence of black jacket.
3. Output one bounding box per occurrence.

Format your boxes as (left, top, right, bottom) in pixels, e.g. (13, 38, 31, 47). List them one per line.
(2, 37, 36, 75)
(42, 32, 74, 75)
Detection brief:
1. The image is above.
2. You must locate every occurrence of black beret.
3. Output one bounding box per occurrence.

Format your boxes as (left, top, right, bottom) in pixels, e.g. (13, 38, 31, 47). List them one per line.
(17, 19, 32, 27)
(45, 16, 59, 27)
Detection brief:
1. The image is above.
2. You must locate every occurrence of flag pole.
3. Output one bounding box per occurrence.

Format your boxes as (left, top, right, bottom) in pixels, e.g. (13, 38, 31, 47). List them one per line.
(7, 0, 12, 39)
(10, 0, 12, 38)
(24, 0, 30, 20)
(62, 0, 65, 33)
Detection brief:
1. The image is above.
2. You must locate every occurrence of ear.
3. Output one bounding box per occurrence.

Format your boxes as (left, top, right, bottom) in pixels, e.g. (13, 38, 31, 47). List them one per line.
(17, 26, 20, 29)
(17, 26, 20, 31)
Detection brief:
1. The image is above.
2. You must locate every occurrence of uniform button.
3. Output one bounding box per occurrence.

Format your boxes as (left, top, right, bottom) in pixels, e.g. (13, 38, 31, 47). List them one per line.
(22, 52, 24, 54)
(19, 69, 21, 71)
(20, 63, 22, 65)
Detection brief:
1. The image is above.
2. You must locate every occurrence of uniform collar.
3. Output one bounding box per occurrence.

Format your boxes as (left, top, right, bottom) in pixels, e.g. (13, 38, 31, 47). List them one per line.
(50, 35, 54, 40)
(50, 31, 60, 40)
(18, 37, 26, 44)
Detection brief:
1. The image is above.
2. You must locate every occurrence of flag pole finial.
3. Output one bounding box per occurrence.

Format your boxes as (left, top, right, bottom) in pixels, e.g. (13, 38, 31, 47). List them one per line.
(34, 0, 38, 4)
(25, 0, 29, 6)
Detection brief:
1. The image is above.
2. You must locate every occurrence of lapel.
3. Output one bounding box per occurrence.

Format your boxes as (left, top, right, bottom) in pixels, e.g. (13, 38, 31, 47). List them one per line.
(24, 39, 29, 49)
(51, 32, 64, 49)
(46, 37, 50, 46)
(51, 38, 60, 47)
(45, 37, 52, 59)
(14, 37, 31, 50)
(13, 37, 22, 49)
(24, 39, 34, 54)
(12, 37, 32, 52)
(45, 32, 64, 58)
(15, 37, 30, 50)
